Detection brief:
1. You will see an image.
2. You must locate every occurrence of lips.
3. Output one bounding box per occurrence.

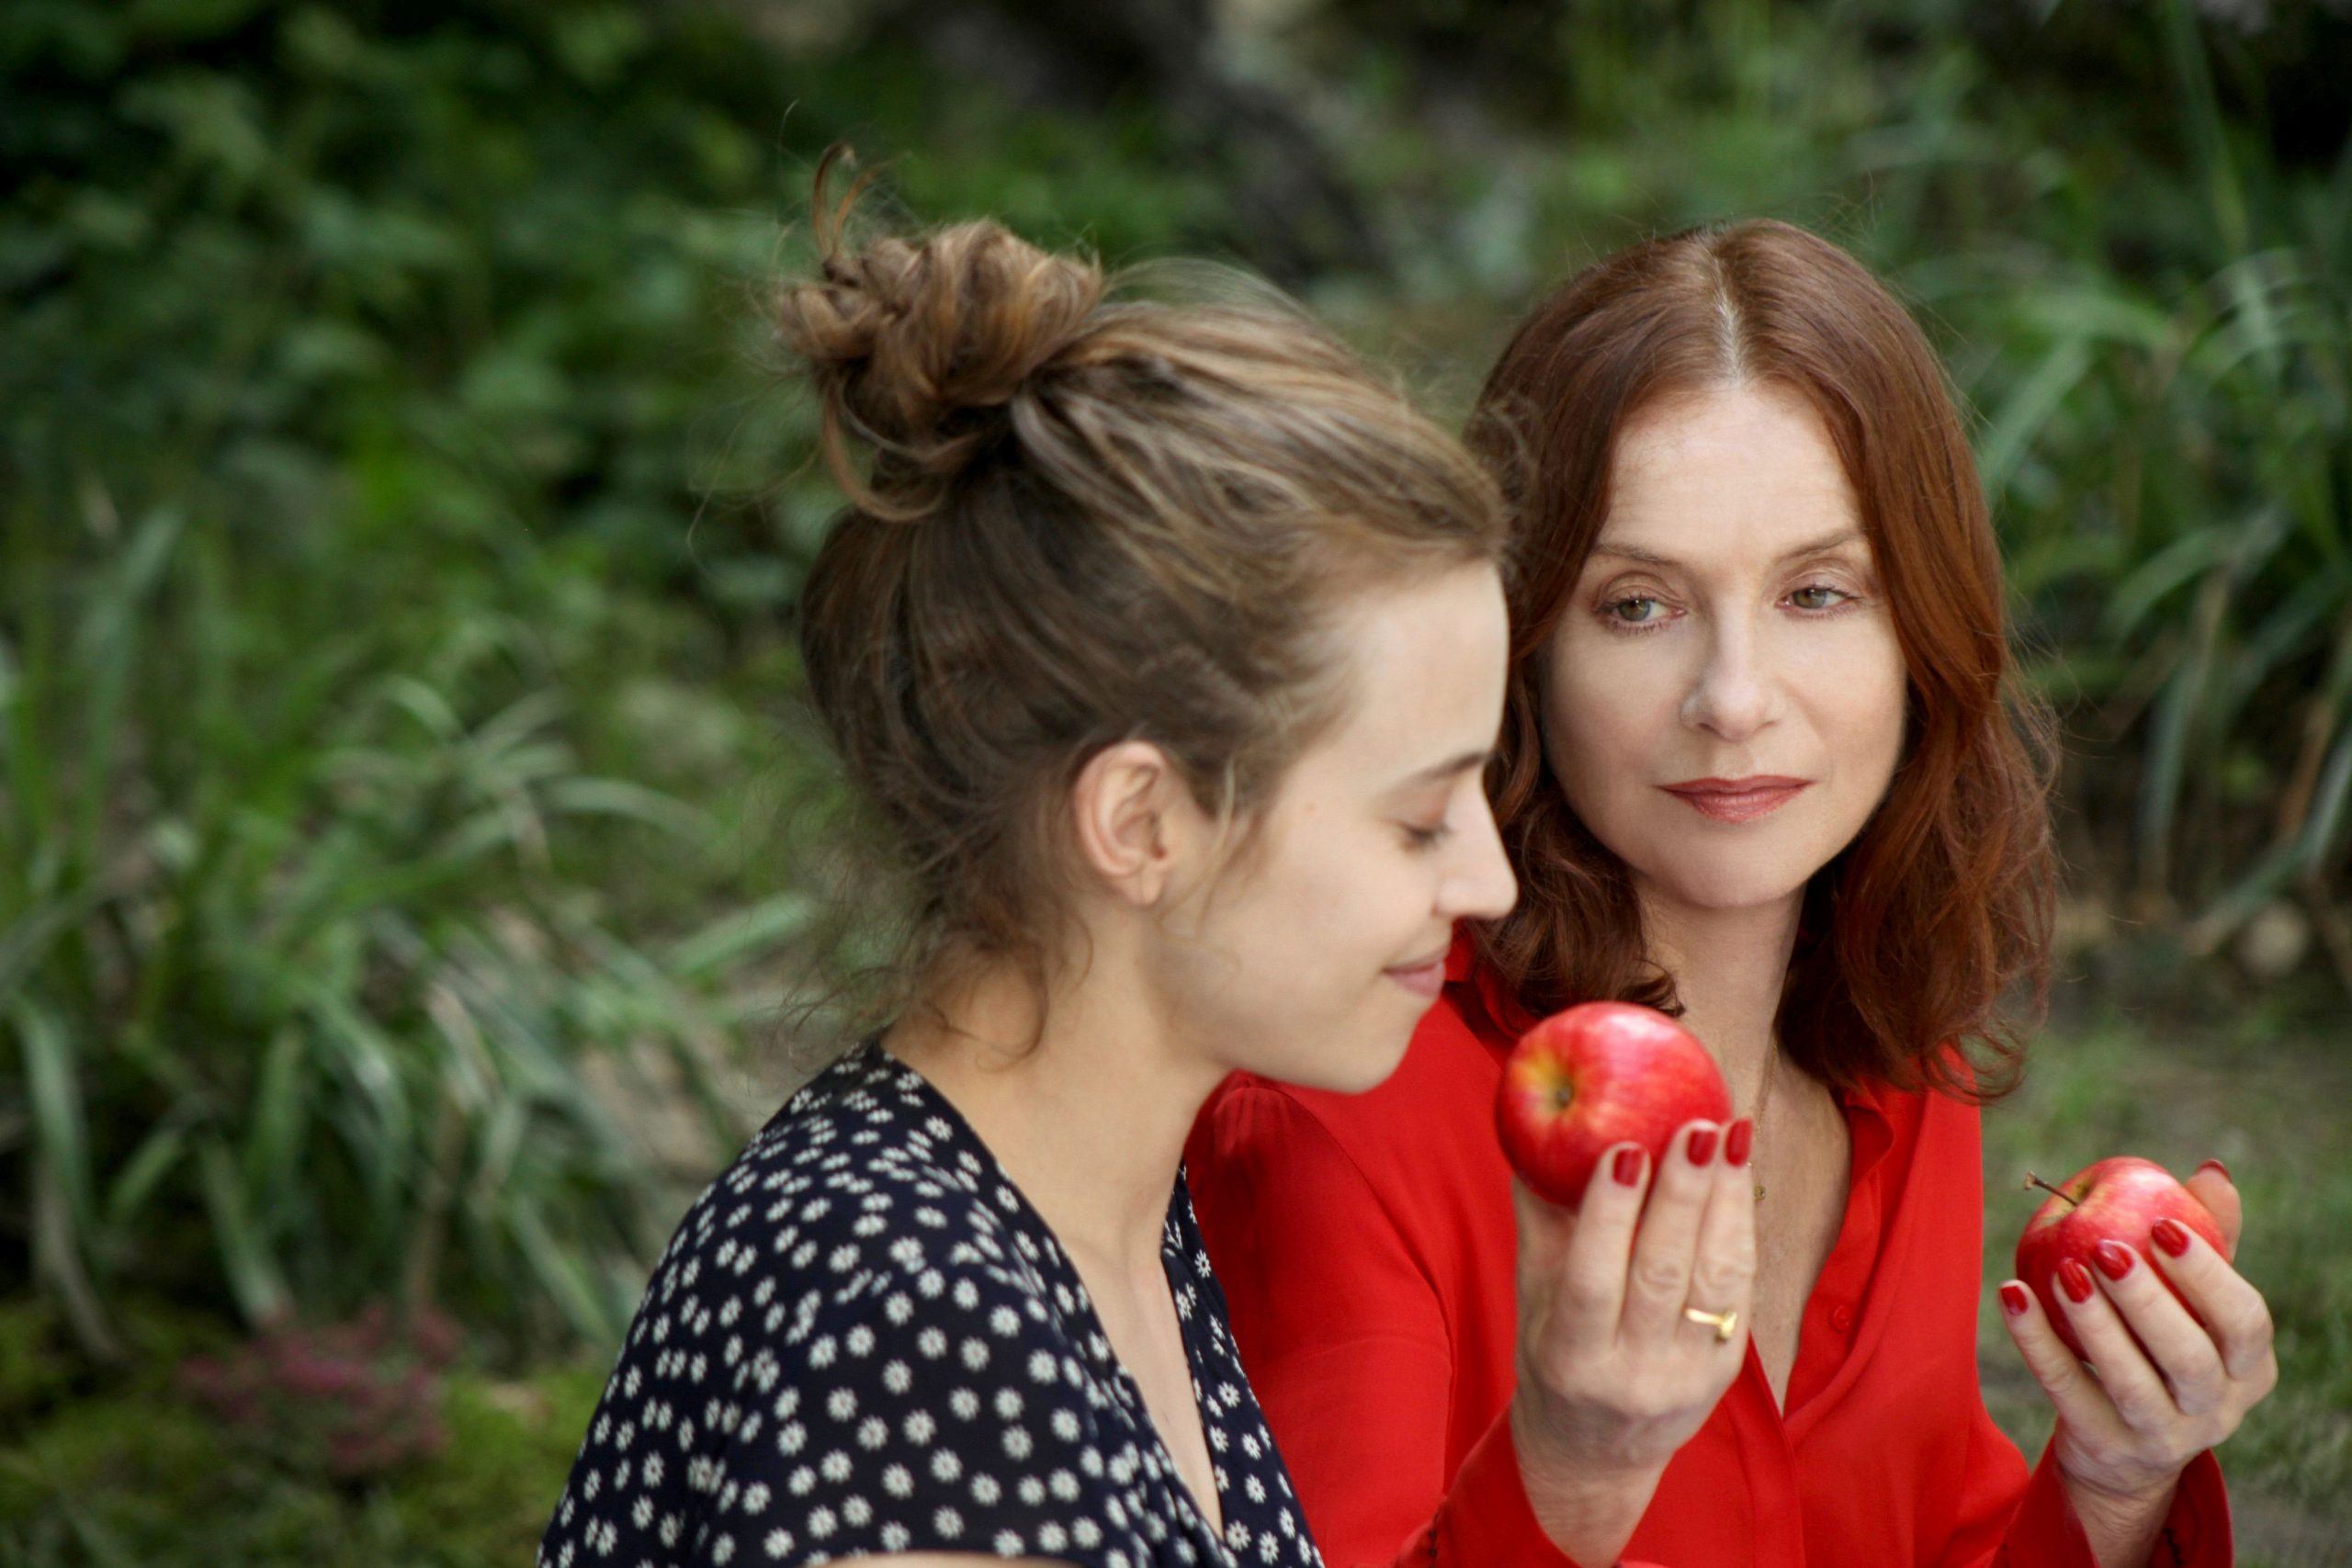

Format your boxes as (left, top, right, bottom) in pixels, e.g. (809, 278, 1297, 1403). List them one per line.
(1385, 944, 1452, 998)
(1658, 775, 1811, 824)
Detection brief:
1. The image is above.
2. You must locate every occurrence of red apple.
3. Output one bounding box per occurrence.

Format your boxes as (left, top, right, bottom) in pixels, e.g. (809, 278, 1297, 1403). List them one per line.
(1496, 1001, 1732, 1209)
(2014, 1156, 2227, 1360)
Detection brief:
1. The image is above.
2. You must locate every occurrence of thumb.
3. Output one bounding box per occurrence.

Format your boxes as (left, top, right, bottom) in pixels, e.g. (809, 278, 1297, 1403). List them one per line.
(2183, 1161, 2241, 1260)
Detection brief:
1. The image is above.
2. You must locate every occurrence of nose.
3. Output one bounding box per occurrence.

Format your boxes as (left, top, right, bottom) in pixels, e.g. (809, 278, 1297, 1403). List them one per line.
(1445, 793, 1520, 921)
(1680, 615, 1779, 741)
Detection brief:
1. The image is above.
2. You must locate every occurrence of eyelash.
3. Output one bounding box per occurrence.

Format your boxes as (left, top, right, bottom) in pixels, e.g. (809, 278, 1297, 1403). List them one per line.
(1594, 582, 1860, 635)
(1401, 822, 1452, 852)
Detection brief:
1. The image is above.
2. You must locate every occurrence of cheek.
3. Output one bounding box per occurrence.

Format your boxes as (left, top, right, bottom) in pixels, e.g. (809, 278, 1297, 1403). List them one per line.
(1803, 625, 1908, 787)
(1542, 637, 1675, 805)
(1227, 818, 1411, 964)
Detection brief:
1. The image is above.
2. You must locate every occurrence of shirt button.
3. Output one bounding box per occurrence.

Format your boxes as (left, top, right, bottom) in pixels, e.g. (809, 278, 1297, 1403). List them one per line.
(1829, 1303, 1855, 1333)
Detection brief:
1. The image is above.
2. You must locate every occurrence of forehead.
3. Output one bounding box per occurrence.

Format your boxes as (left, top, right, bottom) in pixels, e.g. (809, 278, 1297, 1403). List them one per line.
(1288, 564, 1508, 784)
(1604, 383, 1863, 552)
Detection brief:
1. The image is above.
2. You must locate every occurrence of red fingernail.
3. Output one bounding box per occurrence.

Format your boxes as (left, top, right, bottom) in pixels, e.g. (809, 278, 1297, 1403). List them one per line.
(1687, 1127, 1719, 1165)
(1724, 1118, 1753, 1168)
(2196, 1158, 2231, 1183)
(2094, 1239, 2135, 1281)
(1612, 1146, 1644, 1186)
(2060, 1257, 2095, 1303)
(2152, 1217, 2191, 1258)
(1999, 1282, 2030, 1317)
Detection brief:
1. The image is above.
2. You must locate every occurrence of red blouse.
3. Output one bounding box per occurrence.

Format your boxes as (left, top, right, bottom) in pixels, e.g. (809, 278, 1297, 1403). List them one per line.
(1183, 934, 2231, 1567)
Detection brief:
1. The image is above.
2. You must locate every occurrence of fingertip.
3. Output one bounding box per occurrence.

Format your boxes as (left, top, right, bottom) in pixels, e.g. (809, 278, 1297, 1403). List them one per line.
(2184, 1168, 2244, 1261)
(1996, 1279, 2045, 1343)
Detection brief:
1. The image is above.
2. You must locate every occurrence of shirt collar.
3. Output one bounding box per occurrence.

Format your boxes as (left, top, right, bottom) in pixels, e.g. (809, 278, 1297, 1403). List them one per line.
(1443, 926, 1540, 1045)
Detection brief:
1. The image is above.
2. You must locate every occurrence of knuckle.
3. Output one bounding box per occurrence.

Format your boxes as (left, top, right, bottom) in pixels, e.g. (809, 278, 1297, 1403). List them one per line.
(1559, 1268, 1615, 1317)
(1689, 1256, 1753, 1303)
(2245, 1297, 2277, 1345)
(2176, 1361, 2226, 1415)
(1631, 1257, 1687, 1300)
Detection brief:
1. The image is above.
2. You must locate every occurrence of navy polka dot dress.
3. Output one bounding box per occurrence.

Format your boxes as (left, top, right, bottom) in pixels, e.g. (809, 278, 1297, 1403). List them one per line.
(537, 1040, 1322, 1568)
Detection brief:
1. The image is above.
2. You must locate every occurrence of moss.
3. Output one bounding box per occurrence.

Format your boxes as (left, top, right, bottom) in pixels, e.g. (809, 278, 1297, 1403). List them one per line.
(377, 1363, 608, 1566)
(0, 1296, 72, 1427)
(0, 1352, 609, 1568)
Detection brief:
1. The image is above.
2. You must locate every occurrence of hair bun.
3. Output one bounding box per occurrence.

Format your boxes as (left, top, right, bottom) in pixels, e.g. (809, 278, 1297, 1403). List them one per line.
(777, 196, 1105, 517)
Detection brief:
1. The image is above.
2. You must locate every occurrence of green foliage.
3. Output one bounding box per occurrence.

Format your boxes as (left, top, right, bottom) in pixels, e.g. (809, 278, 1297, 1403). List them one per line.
(0, 0, 845, 1361)
(1943, 4, 2352, 940)
(0, 0, 1246, 1365)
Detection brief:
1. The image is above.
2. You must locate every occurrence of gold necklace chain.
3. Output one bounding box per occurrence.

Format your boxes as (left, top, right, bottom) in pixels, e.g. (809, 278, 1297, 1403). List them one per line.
(1749, 1050, 1778, 1203)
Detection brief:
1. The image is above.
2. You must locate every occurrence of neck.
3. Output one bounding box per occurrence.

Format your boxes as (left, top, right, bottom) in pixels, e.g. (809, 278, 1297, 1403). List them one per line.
(1638, 888, 1805, 1105)
(881, 952, 1224, 1282)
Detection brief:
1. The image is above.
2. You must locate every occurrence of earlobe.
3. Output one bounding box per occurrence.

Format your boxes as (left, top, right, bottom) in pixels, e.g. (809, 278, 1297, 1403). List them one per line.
(1070, 740, 1182, 908)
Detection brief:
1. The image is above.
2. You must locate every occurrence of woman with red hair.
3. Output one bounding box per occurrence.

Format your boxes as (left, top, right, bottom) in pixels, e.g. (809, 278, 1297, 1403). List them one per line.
(1185, 221, 2277, 1567)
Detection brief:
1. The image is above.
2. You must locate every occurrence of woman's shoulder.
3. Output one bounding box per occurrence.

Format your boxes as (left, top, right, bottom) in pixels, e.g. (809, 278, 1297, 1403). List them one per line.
(652, 1044, 1080, 1344)
(542, 1048, 1147, 1568)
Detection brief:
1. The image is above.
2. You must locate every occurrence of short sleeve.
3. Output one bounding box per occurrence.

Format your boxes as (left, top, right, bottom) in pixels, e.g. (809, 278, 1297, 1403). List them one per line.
(540, 1193, 1160, 1568)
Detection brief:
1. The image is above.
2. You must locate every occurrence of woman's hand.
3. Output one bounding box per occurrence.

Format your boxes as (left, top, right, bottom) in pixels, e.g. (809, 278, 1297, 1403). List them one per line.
(1998, 1163, 2278, 1565)
(1505, 1119, 1756, 1563)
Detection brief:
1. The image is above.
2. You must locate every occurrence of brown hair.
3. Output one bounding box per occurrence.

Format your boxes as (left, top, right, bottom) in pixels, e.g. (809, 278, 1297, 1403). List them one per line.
(1466, 220, 2054, 1101)
(777, 158, 1506, 1020)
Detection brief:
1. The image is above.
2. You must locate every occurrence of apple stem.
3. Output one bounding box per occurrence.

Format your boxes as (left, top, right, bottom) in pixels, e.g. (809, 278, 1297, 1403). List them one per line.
(2024, 1172, 2077, 1208)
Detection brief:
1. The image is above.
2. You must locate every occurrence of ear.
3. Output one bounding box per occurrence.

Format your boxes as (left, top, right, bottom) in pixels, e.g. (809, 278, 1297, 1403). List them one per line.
(1069, 740, 1197, 908)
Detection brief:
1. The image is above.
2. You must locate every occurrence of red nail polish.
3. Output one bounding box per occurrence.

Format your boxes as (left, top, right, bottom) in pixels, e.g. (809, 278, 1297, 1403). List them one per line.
(2060, 1257, 2095, 1303)
(2094, 1239, 2135, 1281)
(1999, 1282, 2030, 1317)
(2152, 1217, 2192, 1258)
(1687, 1127, 1719, 1166)
(1612, 1146, 1644, 1186)
(2196, 1158, 2232, 1184)
(1724, 1118, 1754, 1168)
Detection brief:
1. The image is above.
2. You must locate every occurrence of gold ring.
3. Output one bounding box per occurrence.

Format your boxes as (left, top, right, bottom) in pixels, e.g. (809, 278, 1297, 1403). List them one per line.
(1682, 1305, 1738, 1343)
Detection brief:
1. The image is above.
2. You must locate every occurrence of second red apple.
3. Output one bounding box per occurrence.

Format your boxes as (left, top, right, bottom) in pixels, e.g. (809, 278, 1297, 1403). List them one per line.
(2014, 1156, 2227, 1360)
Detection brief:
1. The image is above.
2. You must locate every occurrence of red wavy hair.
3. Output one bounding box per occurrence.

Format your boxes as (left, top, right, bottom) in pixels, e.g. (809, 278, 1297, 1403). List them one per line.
(1465, 220, 2055, 1100)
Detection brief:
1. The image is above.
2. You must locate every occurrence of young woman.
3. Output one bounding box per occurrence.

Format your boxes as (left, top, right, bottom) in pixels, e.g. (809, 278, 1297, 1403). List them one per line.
(1185, 220, 2278, 1567)
(535, 175, 1521, 1568)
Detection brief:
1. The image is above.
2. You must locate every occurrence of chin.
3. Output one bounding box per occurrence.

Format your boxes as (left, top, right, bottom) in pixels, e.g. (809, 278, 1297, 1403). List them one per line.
(1645, 861, 1816, 914)
(1280, 1021, 1416, 1096)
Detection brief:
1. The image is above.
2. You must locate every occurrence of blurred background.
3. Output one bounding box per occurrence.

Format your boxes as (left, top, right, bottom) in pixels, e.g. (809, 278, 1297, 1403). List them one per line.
(2, 0, 2347, 1561)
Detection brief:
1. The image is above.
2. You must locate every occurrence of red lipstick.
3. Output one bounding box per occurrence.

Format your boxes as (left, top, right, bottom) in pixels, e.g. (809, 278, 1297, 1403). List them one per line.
(1658, 775, 1811, 824)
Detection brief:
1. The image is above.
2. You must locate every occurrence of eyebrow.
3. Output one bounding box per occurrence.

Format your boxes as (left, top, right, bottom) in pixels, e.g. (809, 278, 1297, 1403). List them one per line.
(1394, 750, 1493, 791)
(1589, 528, 1866, 570)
